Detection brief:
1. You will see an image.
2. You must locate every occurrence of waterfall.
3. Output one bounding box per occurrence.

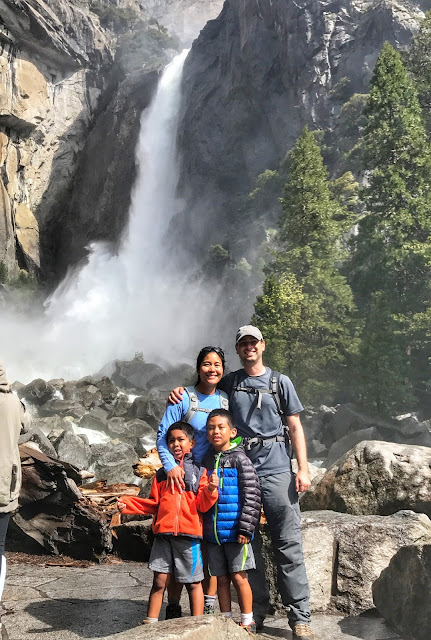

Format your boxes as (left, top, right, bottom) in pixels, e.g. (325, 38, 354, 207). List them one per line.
(1, 50, 217, 382)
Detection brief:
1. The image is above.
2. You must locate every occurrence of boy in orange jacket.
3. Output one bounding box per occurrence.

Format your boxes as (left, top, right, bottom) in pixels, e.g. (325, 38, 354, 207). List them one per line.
(118, 421, 218, 623)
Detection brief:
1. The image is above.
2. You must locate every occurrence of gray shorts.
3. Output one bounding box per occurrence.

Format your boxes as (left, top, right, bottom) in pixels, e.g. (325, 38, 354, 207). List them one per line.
(148, 535, 204, 583)
(207, 541, 255, 576)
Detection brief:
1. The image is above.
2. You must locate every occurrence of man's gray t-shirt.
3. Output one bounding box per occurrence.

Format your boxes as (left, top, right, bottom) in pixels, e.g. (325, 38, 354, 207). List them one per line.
(218, 368, 304, 477)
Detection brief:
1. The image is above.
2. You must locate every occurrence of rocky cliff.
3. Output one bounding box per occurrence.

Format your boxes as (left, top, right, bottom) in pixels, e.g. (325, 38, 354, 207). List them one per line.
(176, 0, 426, 254)
(0, 0, 427, 283)
(0, 0, 118, 277)
(0, 0, 222, 281)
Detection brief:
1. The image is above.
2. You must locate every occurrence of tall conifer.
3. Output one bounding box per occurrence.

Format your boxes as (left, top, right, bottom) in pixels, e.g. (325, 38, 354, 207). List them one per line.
(350, 42, 431, 413)
(253, 127, 355, 403)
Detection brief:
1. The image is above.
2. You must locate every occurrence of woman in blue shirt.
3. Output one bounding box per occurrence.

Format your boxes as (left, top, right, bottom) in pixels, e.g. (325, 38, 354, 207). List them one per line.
(157, 345, 228, 492)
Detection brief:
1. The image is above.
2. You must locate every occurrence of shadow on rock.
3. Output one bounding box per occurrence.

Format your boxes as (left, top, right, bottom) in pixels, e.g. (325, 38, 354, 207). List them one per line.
(338, 609, 401, 640)
(23, 598, 151, 637)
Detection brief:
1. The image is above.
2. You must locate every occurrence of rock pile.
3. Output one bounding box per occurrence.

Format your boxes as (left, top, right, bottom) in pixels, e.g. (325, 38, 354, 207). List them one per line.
(15, 359, 194, 484)
(10, 359, 431, 639)
(303, 402, 431, 463)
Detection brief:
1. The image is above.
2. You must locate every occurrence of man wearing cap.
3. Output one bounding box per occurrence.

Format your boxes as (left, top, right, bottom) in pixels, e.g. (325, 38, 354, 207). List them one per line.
(169, 326, 313, 639)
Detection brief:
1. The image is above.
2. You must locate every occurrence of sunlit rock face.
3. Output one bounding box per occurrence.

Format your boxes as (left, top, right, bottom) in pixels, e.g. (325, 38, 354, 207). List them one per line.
(0, 0, 117, 277)
(177, 0, 425, 244)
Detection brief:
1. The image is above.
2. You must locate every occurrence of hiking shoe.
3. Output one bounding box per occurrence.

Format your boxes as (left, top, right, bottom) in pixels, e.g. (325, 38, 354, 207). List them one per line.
(165, 603, 182, 620)
(203, 603, 215, 614)
(291, 622, 314, 639)
(240, 621, 256, 636)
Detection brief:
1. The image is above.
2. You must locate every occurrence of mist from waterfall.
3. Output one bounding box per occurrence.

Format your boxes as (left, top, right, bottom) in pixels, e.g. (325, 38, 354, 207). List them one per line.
(1, 50, 219, 383)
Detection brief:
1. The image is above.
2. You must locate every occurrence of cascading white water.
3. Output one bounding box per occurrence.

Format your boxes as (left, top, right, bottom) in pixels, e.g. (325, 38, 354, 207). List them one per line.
(1, 50, 218, 382)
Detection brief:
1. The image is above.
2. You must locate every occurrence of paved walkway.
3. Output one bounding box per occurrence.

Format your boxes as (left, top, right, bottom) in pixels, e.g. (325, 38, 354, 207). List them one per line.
(2, 558, 404, 639)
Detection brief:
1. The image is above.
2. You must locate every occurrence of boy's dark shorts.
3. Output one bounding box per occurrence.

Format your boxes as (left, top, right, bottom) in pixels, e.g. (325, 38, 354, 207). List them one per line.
(149, 535, 204, 583)
(207, 541, 255, 575)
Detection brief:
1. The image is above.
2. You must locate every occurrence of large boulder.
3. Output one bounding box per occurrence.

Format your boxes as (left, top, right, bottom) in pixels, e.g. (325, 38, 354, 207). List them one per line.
(18, 422, 58, 458)
(76, 375, 118, 405)
(112, 519, 154, 561)
(106, 417, 155, 441)
(38, 398, 86, 419)
(109, 615, 251, 640)
(79, 407, 109, 431)
(325, 427, 382, 467)
(261, 510, 431, 615)
(53, 430, 92, 470)
(128, 395, 164, 427)
(111, 360, 164, 391)
(300, 441, 431, 517)
(91, 441, 138, 484)
(18, 378, 56, 406)
(373, 543, 431, 640)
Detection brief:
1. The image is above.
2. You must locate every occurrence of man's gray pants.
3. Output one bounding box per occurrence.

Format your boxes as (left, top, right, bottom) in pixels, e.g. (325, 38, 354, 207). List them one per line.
(248, 469, 311, 627)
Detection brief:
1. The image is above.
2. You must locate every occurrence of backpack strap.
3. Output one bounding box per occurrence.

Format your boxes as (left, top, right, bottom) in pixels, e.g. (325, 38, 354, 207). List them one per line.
(219, 390, 229, 411)
(270, 370, 287, 427)
(183, 387, 228, 424)
(230, 369, 291, 453)
(182, 387, 200, 423)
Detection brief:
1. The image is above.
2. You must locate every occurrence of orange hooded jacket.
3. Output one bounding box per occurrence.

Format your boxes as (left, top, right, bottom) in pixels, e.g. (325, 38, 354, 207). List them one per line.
(119, 453, 217, 538)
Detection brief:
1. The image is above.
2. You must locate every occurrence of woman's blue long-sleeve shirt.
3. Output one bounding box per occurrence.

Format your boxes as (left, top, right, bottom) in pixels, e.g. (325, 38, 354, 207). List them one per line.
(156, 388, 228, 472)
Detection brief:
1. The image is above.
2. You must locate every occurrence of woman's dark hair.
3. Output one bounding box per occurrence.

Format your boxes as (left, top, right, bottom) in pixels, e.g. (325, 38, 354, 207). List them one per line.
(195, 346, 225, 385)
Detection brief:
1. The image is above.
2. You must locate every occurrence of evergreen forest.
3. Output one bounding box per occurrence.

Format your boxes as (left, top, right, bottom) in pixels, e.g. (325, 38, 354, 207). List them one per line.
(246, 15, 431, 417)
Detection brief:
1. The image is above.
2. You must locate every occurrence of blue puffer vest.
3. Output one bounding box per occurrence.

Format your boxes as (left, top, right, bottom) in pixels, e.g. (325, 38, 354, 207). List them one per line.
(203, 437, 261, 544)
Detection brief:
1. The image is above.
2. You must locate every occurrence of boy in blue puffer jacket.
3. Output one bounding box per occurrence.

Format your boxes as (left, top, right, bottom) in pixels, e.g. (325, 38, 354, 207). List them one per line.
(203, 409, 261, 635)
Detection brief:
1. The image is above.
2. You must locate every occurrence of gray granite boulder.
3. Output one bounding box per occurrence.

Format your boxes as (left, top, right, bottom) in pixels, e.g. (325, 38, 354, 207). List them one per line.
(373, 543, 431, 640)
(300, 441, 431, 517)
(261, 510, 431, 615)
(111, 361, 164, 391)
(18, 378, 57, 406)
(53, 430, 92, 470)
(91, 440, 138, 484)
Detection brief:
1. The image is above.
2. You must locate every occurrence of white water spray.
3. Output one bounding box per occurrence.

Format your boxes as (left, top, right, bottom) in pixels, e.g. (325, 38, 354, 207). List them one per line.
(1, 50, 217, 382)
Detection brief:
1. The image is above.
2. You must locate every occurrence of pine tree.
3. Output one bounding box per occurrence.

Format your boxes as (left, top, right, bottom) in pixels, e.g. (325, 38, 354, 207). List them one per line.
(408, 10, 431, 133)
(253, 127, 356, 403)
(350, 42, 431, 413)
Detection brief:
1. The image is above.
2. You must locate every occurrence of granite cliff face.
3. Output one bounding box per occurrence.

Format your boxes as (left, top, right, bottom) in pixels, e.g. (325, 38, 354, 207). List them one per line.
(176, 0, 425, 252)
(0, 0, 221, 280)
(0, 0, 117, 276)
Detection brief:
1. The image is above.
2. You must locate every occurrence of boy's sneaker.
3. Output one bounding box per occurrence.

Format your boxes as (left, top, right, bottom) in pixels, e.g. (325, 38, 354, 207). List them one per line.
(203, 603, 215, 614)
(240, 621, 256, 636)
(291, 622, 314, 639)
(165, 603, 182, 620)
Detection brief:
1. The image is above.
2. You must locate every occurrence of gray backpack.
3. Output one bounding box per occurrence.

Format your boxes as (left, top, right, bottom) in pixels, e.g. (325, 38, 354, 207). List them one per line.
(182, 387, 229, 424)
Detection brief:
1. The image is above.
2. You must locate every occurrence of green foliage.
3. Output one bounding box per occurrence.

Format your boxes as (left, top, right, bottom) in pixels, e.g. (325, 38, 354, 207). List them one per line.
(279, 127, 340, 255)
(407, 11, 431, 132)
(322, 93, 368, 174)
(253, 127, 356, 404)
(12, 269, 37, 291)
(90, 1, 140, 32)
(133, 351, 145, 362)
(355, 293, 415, 414)
(329, 171, 360, 229)
(329, 77, 353, 102)
(0, 261, 7, 284)
(349, 42, 431, 414)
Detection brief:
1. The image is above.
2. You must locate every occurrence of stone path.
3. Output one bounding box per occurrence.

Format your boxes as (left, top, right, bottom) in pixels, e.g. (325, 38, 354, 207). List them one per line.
(2, 560, 405, 639)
